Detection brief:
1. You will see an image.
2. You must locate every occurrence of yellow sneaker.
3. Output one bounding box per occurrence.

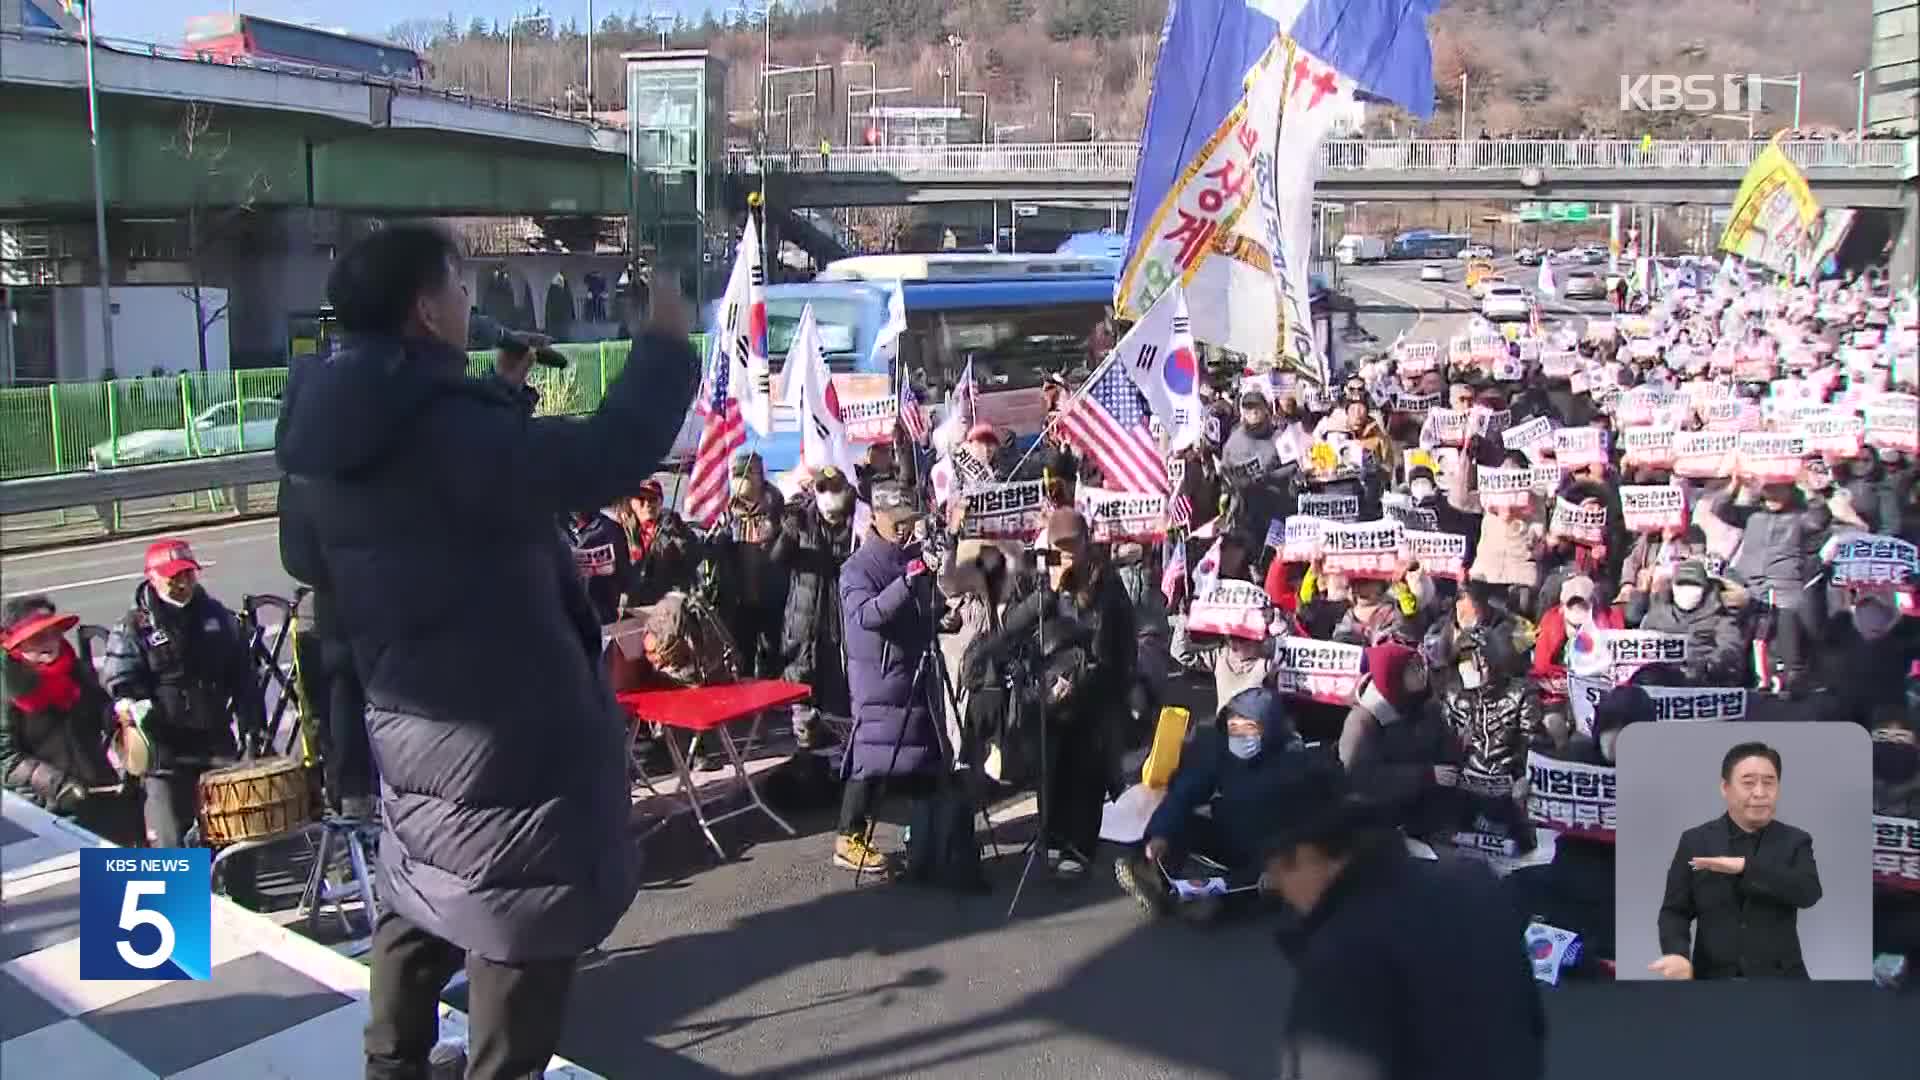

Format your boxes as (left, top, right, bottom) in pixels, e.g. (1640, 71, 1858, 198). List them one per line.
(833, 833, 891, 873)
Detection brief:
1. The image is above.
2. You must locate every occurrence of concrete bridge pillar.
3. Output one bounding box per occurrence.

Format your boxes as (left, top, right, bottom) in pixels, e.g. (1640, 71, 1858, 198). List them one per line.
(1891, 183, 1919, 291)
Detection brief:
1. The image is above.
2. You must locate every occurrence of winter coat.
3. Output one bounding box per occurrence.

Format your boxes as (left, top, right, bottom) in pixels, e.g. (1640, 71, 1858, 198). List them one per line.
(1638, 589, 1748, 685)
(102, 583, 262, 769)
(1471, 512, 1539, 588)
(273, 329, 698, 962)
(2, 644, 121, 806)
(1279, 844, 1547, 1080)
(1220, 424, 1295, 541)
(566, 511, 631, 626)
(1170, 624, 1274, 709)
(839, 532, 944, 781)
(623, 512, 698, 609)
(1530, 603, 1626, 690)
(771, 503, 856, 713)
(278, 473, 339, 640)
(997, 567, 1138, 783)
(1424, 609, 1527, 681)
(1807, 614, 1920, 726)
(1437, 676, 1540, 781)
(1712, 489, 1831, 606)
(1145, 688, 1316, 870)
(1345, 691, 1464, 841)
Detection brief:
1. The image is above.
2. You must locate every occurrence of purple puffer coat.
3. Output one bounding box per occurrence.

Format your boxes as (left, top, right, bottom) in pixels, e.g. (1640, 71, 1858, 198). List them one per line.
(838, 533, 944, 781)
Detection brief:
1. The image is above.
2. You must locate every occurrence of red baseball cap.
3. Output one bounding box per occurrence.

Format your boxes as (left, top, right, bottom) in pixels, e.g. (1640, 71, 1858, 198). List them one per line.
(636, 479, 665, 501)
(144, 539, 202, 579)
(966, 423, 1000, 445)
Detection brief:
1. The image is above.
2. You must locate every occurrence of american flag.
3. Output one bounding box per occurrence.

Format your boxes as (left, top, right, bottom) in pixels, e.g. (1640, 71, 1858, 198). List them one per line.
(897, 379, 930, 444)
(686, 354, 744, 527)
(1168, 492, 1193, 529)
(1058, 360, 1169, 494)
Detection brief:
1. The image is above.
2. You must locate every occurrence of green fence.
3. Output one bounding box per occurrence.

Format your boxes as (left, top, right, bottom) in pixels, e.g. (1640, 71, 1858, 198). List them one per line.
(0, 337, 702, 482)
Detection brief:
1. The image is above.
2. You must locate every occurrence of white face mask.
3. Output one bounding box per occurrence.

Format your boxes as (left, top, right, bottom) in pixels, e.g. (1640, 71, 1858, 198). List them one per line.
(815, 490, 854, 518)
(1456, 660, 1485, 690)
(1563, 604, 1590, 629)
(1410, 480, 1436, 501)
(1671, 584, 1707, 612)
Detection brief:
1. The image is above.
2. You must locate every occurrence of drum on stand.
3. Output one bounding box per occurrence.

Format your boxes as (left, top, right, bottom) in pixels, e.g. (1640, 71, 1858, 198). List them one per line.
(197, 757, 314, 847)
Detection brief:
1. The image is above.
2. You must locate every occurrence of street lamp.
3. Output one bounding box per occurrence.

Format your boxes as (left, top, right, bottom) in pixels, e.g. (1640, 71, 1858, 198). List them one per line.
(1051, 76, 1061, 142)
(1852, 70, 1867, 141)
(1747, 73, 1804, 132)
(839, 59, 877, 145)
(81, 0, 114, 375)
(1459, 72, 1468, 140)
(1070, 111, 1096, 142)
(505, 11, 551, 105)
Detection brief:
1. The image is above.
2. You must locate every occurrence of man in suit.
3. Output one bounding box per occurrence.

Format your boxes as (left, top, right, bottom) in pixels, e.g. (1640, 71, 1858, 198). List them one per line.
(1652, 741, 1824, 980)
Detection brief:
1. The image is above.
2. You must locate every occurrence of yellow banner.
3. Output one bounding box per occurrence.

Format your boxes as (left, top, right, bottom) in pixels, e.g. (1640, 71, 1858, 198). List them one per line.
(1718, 136, 1822, 275)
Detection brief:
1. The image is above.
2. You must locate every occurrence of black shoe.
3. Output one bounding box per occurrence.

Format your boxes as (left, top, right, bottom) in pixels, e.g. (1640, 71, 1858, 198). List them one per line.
(1114, 856, 1172, 918)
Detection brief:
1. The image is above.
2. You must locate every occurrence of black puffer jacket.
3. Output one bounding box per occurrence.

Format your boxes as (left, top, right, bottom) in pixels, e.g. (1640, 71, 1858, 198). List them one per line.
(1436, 676, 1540, 781)
(274, 329, 697, 963)
(566, 511, 631, 626)
(771, 502, 856, 714)
(102, 584, 262, 769)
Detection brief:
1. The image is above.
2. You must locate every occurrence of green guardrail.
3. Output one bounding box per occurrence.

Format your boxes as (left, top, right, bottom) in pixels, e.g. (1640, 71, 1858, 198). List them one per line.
(0, 337, 705, 482)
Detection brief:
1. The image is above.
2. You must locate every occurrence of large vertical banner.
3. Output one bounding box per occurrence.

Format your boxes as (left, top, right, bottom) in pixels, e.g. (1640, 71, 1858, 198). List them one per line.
(1719, 136, 1824, 276)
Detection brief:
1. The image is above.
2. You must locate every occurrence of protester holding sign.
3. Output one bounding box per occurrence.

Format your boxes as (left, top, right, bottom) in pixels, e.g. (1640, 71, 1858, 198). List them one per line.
(1709, 478, 1833, 692)
(1636, 561, 1750, 686)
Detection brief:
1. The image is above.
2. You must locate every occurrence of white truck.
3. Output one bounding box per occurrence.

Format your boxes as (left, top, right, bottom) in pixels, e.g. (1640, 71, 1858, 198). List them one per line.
(1335, 234, 1386, 265)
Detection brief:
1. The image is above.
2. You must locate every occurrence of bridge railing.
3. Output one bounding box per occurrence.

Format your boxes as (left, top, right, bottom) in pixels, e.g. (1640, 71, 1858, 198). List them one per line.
(733, 138, 1918, 176)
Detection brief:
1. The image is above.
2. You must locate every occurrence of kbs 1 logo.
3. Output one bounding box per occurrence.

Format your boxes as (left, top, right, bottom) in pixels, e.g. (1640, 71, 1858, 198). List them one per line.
(79, 849, 212, 980)
(1618, 74, 1758, 114)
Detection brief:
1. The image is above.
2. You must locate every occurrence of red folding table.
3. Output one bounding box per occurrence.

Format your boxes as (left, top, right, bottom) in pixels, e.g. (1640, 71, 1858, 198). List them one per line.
(617, 679, 808, 859)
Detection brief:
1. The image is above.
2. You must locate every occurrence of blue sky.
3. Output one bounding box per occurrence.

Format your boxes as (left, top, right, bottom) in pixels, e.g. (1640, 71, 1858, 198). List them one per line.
(88, 2, 715, 45)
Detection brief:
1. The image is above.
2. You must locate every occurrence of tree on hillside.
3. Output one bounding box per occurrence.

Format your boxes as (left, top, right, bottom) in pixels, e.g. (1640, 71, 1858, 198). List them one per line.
(387, 18, 440, 51)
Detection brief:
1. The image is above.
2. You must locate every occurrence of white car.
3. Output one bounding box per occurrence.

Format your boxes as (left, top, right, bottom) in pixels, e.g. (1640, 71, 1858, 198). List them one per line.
(1419, 262, 1448, 282)
(1470, 273, 1508, 298)
(1462, 244, 1495, 260)
(1481, 285, 1533, 321)
(89, 397, 281, 468)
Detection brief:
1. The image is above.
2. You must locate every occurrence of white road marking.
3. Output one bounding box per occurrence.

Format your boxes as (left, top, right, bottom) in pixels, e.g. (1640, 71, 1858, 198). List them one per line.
(0, 519, 278, 564)
(3, 561, 219, 600)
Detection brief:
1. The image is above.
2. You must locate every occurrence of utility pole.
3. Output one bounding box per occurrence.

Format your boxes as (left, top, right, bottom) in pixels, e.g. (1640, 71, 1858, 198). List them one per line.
(82, 0, 116, 375)
(1051, 77, 1060, 142)
(586, 0, 594, 109)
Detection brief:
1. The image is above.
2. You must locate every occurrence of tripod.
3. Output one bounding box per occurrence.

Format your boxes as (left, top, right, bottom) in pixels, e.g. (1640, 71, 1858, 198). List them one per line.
(1005, 569, 1067, 921)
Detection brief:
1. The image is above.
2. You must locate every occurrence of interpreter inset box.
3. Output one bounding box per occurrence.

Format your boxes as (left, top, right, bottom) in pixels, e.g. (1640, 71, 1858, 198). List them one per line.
(1614, 722, 1871, 981)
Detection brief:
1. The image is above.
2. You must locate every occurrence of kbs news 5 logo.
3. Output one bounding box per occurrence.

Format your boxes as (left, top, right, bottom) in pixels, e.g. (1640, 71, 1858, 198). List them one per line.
(79, 849, 212, 980)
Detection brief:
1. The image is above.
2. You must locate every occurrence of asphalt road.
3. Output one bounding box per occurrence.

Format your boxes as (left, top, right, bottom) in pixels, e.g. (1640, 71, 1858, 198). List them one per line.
(0, 519, 293, 631)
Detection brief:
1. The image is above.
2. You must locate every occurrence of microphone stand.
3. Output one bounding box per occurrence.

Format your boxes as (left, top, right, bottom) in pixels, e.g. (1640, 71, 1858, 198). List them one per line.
(1006, 561, 1054, 921)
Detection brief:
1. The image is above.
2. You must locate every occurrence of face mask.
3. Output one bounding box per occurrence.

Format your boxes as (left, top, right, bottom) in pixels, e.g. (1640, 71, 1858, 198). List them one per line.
(1456, 660, 1485, 690)
(1873, 737, 1920, 782)
(157, 583, 194, 608)
(1854, 601, 1897, 641)
(1671, 584, 1706, 612)
(815, 490, 853, 518)
(730, 475, 758, 499)
(1598, 729, 1621, 765)
(1409, 481, 1436, 502)
(1563, 605, 1589, 629)
(1227, 734, 1262, 761)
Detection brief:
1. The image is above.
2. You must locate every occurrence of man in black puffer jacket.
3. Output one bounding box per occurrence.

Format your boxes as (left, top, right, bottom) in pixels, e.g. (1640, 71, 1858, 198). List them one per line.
(274, 225, 698, 1080)
(772, 465, 859, 750)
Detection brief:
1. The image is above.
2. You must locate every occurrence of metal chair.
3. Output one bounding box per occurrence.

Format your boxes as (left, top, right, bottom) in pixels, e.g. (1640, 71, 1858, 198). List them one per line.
(299, 813, 382, 940)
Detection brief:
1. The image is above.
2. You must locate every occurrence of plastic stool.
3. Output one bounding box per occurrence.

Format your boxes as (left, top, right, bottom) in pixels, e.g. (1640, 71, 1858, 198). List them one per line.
(302, 816, 380, 939)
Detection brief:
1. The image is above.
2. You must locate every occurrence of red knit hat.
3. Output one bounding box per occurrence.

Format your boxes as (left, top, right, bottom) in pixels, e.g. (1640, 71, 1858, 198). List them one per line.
(1365, 641, 1423, 709)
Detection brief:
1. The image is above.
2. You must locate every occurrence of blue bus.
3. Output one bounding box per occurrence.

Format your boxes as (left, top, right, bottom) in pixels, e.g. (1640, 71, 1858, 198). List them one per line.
(1389, 231, 1471, 260)
(686, 254, 1118, 479)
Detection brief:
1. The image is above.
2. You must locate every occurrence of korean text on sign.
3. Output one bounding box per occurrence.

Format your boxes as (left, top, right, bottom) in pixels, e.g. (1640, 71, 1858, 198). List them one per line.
(1874, 816, 1920, 893)
(1525, 751, 1617, 843)
(1618, 485, 1687, 534)
(960, 481, 1046, 540)
(1318, 520, 1405, 580)
(1271, 637, 1364, 705)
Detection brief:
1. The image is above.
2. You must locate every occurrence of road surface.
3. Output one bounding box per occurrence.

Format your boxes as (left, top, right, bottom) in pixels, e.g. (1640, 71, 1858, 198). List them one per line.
(1, 519, 293, 630)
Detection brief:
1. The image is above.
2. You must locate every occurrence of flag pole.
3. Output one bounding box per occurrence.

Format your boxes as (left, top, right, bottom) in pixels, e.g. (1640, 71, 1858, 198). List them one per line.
(1003, 348, 1125, 481)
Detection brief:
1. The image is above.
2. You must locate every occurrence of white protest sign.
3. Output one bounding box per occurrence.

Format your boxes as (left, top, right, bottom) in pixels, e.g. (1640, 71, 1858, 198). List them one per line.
(1615, 388, 1685, 427)
(1270, 637, 1366, 705)
(573, 543, 618, 578)
(838, 393, 901, 444)
(1865, 396, 1919, 454)
(1405, 529, 1468, 581)
(1450, 335, 1473, 365)
(1529, 464, 1566, 495)
(1873, 816, 1920, 894)
(1618, 485, 1687, 533)
(1299, 492, 1362, 524)
(1392, 391, 1439, 418)
(1421, 408, 1470, 446)
(1618, 427, 1677, 469)
(1470, 407, 1513, 441)
(1281, 515, 1326, 563)
(1502, 416, 1556, 460)
(1736, 432, 1808, 484)
(1566, 674, 1611, 737)
(1477, 466, 1537, 512)
(1826, 534, 1919, 590)
(1077, 487, 1167, 543)
(1800, 413, 1867, 458)
(1318, 519, 1406, 579)
(1644, 686, 1749, 722)
(1672, 431, 1740, 479)
(1549, 497, 1608, 545)
(1541, 349, 1578, 378)
(1381, 494, 1439, 533)
(1553, 427, 1610, 467)
(1594, 630, 1690, 682)
(1526, 750, 1617, 842)
(1397, 340, 1441, 377)
(1186, 579, 1272, 640)
(959, 480, 1047, 540)
(1586, 319, 1616, 342)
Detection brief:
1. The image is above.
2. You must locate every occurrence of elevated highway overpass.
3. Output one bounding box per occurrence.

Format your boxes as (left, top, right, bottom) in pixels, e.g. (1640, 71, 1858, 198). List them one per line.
(0, 28, 626, 216)
(736, 138, 1918, 211)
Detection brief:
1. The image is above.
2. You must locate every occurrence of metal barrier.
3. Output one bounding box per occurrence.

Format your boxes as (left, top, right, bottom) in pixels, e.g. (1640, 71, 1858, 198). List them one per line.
(0, 338, 689, 483)
(0, 452, 282, 516)
(732, 138, 1919, 176)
